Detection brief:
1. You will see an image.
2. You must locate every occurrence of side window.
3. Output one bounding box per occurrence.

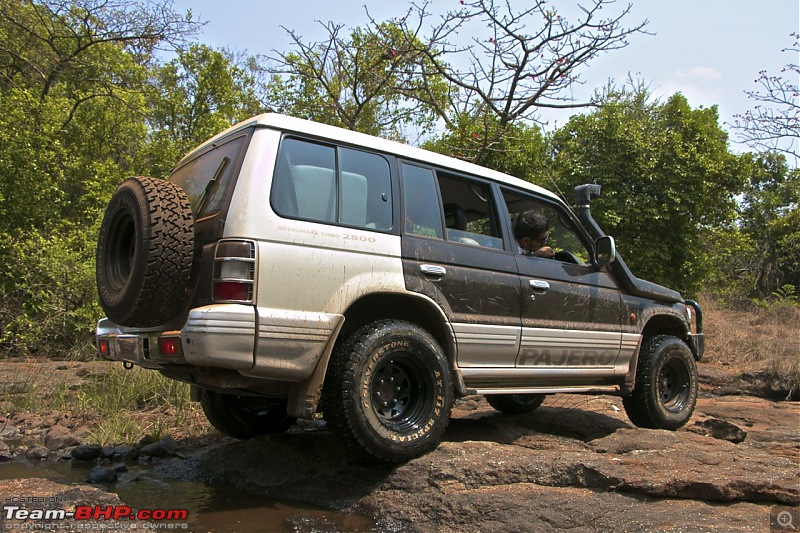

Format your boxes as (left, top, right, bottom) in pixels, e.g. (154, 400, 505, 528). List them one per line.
(170, 134, 247, 219)
(401, 163, 443, 239)
(503, 188, 591, 265)
(272, 138, 393, 230)
(437, 173, 503, 249)
(340, 148, 392, 230)
(400, 163, 504, 248)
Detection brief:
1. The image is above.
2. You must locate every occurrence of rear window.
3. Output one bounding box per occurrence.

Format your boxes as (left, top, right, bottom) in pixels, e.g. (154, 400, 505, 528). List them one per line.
(170, 134, 248, 219)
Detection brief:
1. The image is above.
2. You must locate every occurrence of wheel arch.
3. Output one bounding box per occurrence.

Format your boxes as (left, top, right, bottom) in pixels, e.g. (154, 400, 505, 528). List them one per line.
(641, 314, 691, 348)
(339, 292, 456, 361)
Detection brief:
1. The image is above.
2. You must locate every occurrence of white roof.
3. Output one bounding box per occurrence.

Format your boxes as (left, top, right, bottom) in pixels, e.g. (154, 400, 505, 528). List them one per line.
(179, 113, 561, 202)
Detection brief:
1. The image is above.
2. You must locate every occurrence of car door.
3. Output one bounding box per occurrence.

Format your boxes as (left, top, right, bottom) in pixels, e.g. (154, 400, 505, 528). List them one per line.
(502, 188, 628, 385)
(400, 163, 521, 368)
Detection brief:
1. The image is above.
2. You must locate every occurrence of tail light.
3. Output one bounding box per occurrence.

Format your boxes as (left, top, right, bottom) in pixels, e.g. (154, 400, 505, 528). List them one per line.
(213, 239, 256, 304)
(158, 336, 182, 357)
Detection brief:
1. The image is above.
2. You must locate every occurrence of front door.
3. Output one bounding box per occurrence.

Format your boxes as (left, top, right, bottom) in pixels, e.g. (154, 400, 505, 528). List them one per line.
(503, 188, 627, 385)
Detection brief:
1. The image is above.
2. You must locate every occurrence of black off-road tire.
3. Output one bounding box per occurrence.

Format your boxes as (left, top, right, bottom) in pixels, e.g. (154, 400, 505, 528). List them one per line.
(623, 335, 698, 430)
(486, 393, 546, 415)
(200, 390, 296, 439)
(323, 320, 454, 462)
(96, 176, 193, 327)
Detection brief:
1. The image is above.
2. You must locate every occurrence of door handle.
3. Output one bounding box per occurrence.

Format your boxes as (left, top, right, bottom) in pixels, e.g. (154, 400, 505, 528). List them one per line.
(529, 279, 550, 291)
(421, 264, 447, 277)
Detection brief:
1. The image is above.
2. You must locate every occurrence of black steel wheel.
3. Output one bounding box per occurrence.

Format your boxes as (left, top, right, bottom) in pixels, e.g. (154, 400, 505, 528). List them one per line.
(623, 335, 698, 430)
(485, 394, 546, 415)
(323, 320, 453, 462)
(200, 390, 296, 439)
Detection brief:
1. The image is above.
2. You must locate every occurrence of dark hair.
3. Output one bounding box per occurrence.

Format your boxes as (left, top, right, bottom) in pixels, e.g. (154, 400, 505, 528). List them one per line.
(514, 210, 549, 240)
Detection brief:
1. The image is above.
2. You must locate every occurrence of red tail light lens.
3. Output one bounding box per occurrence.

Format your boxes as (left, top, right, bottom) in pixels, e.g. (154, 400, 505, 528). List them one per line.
(213, 240, 256, 303)
(213, 281, 250, 302)
(98, 339, 110, 357)
(158, 336, 182, 357)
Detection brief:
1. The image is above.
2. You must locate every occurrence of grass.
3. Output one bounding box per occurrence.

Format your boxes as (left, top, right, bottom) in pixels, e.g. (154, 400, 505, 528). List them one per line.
(702, 294, 800, 398)
(0, 360, 207, 445)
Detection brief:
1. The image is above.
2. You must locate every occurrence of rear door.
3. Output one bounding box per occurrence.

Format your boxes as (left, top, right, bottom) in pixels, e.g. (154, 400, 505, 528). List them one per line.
(400, 163, 521, 368)
(502, 188, 627, 385)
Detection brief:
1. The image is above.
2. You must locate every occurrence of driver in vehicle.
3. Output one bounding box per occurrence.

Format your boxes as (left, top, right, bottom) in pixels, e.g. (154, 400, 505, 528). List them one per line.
(514, 210, 555, 258)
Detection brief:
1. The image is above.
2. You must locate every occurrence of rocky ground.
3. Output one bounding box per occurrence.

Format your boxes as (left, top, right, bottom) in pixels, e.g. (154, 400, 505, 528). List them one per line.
(0, 359, 797, 532)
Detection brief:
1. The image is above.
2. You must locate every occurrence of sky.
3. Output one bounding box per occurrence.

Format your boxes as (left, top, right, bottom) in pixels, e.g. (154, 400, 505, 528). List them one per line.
(171, 0, 799, 153)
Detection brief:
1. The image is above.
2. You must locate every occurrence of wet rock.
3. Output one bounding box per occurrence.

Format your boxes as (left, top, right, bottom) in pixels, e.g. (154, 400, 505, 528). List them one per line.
(113, 463, 128, 473)
(25, 446, 49, 460)
(44, 424, 81, 450)
(71, 444, 102, 461)
(137, 434, 157, 447)
(114, 444, 133, 458)
(140, 435, 178, 457)
(88, 465, 118, 484)
(101, 445, 116, 458)
(691, 417, 748, 443)
(0, 441, 11, 462)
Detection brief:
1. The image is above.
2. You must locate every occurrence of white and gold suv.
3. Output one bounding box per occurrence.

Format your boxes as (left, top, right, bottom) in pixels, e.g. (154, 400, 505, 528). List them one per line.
(95, 114, 704, 462)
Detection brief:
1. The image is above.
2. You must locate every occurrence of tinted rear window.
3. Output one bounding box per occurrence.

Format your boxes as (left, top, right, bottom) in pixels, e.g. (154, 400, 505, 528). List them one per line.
(170, 134, 248, 219)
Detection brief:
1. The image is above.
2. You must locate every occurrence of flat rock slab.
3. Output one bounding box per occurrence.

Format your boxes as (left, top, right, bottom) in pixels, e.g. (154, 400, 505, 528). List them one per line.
(165, 392, 799, 532)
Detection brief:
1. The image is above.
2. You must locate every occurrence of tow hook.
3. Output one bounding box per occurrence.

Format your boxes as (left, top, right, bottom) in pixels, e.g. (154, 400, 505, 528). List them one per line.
(123, 361, 135, 370)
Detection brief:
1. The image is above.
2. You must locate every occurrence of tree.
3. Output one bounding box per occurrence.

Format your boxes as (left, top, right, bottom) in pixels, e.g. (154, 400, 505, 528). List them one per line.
(0, 0, 200, 358)
(146, 44, 264, 176)
(267, 20, 447, 140)
(424, 110, 550, 184)
(739, 154, 800, 296)
(0, 0, 199, 127)
(730, 33, 799, 161)
(382, 0, 648, 163)
(550, 87, 748, 295)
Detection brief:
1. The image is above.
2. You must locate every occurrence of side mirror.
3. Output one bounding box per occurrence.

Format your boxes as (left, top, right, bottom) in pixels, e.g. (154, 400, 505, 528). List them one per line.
(595, 236, 616, 269)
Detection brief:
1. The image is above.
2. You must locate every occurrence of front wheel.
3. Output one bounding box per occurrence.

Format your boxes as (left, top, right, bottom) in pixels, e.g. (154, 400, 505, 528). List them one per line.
(200, 390, 296, 439)
(323, 320, 454, 462)
(622, 335, 698, 430)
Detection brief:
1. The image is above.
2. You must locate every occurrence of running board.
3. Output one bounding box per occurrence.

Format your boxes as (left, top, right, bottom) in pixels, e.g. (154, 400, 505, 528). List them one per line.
(473, 385, 621, 396)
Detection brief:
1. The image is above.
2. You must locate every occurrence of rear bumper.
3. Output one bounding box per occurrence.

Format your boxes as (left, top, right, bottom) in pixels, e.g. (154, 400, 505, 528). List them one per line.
(95, 304, 343, 381)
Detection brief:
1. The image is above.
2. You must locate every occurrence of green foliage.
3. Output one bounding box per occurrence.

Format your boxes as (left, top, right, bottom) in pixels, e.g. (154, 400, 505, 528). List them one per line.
(0, 226, 100, 359)
(145, 44, 264, 176)
(739, 154, 800, 296)
(550, 87, 749, 295)
(424, 111, 551, 182)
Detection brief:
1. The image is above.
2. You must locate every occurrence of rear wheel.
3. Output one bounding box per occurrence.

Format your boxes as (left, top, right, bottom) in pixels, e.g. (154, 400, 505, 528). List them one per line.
(200, 390, 296, 439)
(323, 320, 453, 462)
(486, 393, 546, 415)
(623, 335, 698, 430)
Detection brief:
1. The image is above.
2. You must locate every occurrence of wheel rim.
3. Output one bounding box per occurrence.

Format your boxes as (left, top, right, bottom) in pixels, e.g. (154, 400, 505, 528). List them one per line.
(658, 356, 691, 412)
(105, 211, 136, 291)
(370, 354, 431, 432)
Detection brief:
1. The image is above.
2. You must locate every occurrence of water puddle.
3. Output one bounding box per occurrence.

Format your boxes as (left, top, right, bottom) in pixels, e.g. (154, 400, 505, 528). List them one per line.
(0, 460, 376, 532)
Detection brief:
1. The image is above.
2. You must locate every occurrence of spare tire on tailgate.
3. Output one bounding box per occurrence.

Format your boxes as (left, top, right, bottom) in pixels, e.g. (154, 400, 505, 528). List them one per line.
(96, 176, 194, 327)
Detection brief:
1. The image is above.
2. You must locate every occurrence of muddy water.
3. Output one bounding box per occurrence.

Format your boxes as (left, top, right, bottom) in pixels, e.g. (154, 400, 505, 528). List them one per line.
(0, 460, 376, 532)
